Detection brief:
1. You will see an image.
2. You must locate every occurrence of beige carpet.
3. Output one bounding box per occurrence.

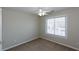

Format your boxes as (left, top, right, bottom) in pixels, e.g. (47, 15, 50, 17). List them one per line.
(8, 38, 76, 51)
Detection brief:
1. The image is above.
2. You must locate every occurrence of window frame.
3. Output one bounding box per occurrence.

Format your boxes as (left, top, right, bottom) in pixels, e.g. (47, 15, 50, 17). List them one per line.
(46, 18, 55, 35)
(46, 16, 67, 39)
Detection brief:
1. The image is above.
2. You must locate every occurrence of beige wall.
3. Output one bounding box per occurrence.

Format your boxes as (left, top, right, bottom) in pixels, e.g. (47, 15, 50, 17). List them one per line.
(2, 8, 39, 50)
(40, 7, 79, 49)
(0, 8, 2, 50)
(0, 8, 2, 42)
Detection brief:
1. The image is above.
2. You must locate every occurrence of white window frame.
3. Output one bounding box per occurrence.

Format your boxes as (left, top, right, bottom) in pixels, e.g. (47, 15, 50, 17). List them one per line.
(46, 16, 67, 39)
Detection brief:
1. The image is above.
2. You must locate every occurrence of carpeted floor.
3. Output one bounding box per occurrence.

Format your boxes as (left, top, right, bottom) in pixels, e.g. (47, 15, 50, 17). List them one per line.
(8, 38, 76, 51)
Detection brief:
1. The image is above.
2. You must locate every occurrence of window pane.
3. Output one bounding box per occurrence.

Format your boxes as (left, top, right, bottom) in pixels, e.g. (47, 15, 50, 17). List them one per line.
(47, 19, 54, 34)
(55, 17, 65, 36)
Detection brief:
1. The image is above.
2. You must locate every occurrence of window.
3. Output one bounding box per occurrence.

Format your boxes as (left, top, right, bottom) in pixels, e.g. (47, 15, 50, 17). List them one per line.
(47, 19, 54, 34)
(46, 17, 66, 37)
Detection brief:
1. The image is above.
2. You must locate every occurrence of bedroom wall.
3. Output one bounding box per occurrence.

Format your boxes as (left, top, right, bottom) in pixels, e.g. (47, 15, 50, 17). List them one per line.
(0, 8, 2, 50)
(40, 7, 79, 50)
(2, 8, 39, 50)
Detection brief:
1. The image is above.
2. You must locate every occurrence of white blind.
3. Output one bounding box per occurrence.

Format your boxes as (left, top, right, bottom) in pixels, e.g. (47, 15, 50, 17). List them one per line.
(47, 19, 54, 34)
(47, 17, 66, 37)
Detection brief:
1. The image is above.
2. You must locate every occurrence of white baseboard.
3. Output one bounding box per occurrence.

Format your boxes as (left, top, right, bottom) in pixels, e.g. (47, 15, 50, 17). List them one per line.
(41, 37, 79, 51)
(2, 37, 39, 51)
(2, 36, 79, 51)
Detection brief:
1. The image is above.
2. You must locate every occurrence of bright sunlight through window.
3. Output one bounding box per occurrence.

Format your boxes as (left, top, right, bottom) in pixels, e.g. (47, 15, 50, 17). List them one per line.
(47, 17, 66, 37)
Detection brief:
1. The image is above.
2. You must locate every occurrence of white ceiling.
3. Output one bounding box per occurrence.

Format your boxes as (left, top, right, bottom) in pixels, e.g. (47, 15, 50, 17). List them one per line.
(5, 7, 68, 15)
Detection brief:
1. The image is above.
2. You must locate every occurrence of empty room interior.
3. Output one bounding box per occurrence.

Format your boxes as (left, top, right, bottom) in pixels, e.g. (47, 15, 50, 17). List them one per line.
(0, 7, 79, 51)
